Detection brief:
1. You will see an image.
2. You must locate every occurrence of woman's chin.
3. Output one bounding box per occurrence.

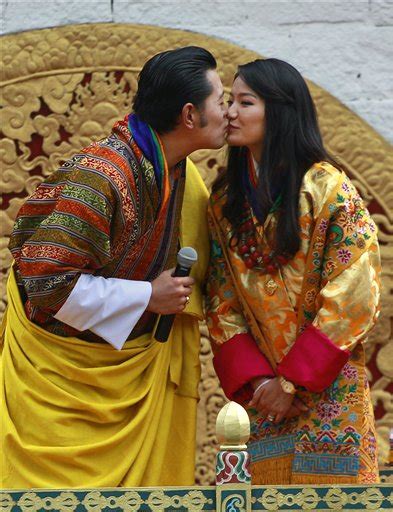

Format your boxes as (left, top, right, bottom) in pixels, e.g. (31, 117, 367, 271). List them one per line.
(226, 134, 243, 147)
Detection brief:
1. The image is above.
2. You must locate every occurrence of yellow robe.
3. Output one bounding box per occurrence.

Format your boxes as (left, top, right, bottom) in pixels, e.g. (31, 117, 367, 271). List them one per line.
(1, 160, 209, 489)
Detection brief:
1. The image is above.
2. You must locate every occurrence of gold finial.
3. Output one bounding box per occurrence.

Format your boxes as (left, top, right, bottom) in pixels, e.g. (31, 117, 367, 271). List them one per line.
(216, 401, 250, 450)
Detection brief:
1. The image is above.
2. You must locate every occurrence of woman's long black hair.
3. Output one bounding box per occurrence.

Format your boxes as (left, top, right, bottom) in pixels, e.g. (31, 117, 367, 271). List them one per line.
(214, 58, 342, 257)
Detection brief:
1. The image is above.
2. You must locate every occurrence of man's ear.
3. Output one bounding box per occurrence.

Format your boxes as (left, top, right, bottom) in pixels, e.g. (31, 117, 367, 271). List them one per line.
(181, 102, 197, 129)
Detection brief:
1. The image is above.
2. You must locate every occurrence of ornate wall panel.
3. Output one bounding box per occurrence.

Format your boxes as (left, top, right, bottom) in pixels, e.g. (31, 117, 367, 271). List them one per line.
(1, 23, 392, 485)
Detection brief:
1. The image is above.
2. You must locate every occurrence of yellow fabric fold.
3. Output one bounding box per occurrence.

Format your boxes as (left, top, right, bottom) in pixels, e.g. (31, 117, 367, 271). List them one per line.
(1, 159, 209, 489)
(180, 158, 209, 320)
(1, 265, 198, 489)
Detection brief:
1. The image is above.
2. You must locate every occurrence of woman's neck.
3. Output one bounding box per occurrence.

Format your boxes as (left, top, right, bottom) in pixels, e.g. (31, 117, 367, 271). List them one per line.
(248, 144, 262, 168)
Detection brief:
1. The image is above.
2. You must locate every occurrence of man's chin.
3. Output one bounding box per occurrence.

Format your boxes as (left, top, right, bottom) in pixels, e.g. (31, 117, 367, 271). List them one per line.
(205, 139, 226, 150)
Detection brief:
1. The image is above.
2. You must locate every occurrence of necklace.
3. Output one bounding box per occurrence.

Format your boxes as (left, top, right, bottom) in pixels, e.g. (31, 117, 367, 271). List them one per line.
(231, 199, 290, 273)
(232, 151, 290, 273)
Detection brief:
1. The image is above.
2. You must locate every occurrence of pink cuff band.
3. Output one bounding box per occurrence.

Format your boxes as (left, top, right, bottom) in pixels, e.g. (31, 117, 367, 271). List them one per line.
(213, 333, 275, 401)
(277, 324, 350, 392)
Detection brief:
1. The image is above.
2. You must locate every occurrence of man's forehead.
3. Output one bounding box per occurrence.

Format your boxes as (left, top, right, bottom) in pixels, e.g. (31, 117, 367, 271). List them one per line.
(206, 69, 224, 95)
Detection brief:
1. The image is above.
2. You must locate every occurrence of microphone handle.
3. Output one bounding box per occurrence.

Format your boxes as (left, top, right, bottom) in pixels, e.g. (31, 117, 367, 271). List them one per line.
(154, 264, 191, 343)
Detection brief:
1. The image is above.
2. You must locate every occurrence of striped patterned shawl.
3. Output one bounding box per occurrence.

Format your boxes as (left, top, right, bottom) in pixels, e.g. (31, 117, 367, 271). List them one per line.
(9, 117, 186, 341)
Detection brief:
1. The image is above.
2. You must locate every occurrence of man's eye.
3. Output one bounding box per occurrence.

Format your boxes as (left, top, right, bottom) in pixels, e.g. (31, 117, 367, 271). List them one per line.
(227, 100, 233, 106)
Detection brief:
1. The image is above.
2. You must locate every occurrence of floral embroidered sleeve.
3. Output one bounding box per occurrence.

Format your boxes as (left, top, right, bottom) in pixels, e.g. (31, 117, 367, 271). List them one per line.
(206, 208, 274, 401)
(277, 168, 381, 392)
(312, 241, 381, 351)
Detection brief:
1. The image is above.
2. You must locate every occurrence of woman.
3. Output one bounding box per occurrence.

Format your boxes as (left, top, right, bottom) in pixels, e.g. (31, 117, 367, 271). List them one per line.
(205, 58, 381, 484)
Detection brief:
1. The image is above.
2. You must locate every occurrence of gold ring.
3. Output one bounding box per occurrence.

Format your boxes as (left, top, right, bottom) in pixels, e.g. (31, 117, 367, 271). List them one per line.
(267, 414, 275, 422)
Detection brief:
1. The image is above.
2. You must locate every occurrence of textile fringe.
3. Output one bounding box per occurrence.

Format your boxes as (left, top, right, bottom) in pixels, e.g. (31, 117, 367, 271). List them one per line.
(251, 455, 293, 485)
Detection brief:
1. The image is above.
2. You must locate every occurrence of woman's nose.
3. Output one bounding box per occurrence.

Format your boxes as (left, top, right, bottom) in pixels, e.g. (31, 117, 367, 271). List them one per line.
(227, 104, 237, 119)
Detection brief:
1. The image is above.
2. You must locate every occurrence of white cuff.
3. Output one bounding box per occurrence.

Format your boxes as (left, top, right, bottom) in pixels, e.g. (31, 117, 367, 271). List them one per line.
(54, 274, 152, 350)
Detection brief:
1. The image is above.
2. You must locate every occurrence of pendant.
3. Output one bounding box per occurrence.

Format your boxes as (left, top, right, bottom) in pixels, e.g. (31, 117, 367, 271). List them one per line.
(264, 278, 278, 296)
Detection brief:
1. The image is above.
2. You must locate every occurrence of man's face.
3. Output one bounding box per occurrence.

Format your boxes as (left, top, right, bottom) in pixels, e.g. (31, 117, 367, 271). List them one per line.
(195, 70, 228, 149)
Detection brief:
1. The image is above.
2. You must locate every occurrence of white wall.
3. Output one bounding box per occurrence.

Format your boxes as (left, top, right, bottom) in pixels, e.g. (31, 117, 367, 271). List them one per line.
(2, 0, 393, 142)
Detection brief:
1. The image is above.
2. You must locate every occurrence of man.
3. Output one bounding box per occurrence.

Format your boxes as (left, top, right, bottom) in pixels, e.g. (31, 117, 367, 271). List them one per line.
(1, 46, 227, 488)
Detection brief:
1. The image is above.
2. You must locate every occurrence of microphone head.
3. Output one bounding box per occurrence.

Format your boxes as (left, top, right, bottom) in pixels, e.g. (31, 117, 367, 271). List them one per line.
(177, 247, 198, 268)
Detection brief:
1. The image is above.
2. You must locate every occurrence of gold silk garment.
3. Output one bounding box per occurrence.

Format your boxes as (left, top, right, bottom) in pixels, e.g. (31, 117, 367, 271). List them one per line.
(206, 162, 381, 484)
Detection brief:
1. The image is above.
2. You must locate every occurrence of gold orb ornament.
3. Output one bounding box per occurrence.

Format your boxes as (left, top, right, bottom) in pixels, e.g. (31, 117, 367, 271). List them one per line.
(216, 401, 250, 450)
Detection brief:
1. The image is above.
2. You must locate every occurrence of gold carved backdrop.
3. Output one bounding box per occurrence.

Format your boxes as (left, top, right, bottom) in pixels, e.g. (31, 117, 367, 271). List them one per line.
(1, 23, 392, 484)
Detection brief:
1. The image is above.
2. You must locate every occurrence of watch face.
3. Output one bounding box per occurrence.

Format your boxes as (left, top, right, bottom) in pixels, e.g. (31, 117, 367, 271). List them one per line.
(280, 377, 295, 394)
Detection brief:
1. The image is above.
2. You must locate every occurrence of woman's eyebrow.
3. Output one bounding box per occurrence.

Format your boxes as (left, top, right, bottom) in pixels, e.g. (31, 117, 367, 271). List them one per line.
(228, 92, 258, 99)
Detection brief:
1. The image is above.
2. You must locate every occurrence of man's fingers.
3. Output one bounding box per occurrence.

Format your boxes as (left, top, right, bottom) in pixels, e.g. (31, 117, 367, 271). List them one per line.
(174, 276, 195, 287)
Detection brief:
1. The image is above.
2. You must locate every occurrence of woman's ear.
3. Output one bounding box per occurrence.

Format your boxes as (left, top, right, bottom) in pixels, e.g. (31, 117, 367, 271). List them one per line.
(181, 102, 197, 129)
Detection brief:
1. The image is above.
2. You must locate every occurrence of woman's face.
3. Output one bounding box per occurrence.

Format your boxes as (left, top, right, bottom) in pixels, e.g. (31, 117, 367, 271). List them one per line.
(227, 76, 266, 160)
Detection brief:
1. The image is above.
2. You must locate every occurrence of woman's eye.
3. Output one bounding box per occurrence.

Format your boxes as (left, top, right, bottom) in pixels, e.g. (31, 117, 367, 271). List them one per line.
(241, 101, 253, 106)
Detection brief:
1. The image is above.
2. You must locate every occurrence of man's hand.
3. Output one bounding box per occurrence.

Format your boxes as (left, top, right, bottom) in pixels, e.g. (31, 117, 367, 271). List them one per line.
(146, 268, 194, 315)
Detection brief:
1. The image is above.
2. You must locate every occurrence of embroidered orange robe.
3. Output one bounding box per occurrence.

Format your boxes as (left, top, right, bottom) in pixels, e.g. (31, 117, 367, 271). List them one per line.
(206, 162, 381, 484)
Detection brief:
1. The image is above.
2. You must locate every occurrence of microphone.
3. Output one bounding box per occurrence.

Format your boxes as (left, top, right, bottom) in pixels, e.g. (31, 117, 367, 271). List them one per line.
(154, 247, 198, 343)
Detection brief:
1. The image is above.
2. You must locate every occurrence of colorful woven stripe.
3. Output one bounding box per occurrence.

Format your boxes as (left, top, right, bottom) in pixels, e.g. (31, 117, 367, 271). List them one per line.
(9, 116, 186, 342)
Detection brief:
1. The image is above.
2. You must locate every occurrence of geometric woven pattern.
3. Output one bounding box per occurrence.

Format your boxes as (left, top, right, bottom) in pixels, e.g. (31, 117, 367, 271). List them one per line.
(1, 484, 393, 511)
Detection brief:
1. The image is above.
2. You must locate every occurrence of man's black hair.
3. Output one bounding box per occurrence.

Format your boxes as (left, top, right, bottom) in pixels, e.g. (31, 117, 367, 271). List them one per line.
(133, 46, 217, 133)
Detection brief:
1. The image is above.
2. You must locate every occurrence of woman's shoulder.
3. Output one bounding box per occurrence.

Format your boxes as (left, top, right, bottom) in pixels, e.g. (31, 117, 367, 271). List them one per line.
(301, 161, 347, 217)
(303, 161, 344, 190)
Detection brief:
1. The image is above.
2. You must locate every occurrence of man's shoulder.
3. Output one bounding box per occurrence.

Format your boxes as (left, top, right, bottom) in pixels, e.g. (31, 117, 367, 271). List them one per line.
(66, 136, 140, 190)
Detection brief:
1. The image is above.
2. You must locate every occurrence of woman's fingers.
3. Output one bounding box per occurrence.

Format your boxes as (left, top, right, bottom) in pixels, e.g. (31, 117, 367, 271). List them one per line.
(293, 397, 308, 412)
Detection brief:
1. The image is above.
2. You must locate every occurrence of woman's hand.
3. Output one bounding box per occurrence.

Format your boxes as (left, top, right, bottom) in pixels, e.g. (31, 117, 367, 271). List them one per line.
(285, 397, 309, 419)
(248, 377, 295, 424)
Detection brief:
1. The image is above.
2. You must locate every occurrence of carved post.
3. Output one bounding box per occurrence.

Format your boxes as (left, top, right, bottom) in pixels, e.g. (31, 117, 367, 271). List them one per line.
(215, 401, 251, 512)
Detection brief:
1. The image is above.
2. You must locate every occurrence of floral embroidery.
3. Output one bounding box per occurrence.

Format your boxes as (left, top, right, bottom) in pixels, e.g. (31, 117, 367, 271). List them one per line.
(358, 224, 368, 235)
(323, 258, 337, 276)
(342, 363, 358, 380)
(318, 219, 329, 233)
(316, 400, 342, 422)
(342, 182, 350, 193)
(337, 248, 352, 264)
(346, 393, 360, 405)
(305, 290, 316, 305)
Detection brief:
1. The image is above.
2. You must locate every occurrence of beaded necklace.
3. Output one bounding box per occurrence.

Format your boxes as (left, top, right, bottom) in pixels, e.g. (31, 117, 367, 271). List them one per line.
(231, 153, 290, 273)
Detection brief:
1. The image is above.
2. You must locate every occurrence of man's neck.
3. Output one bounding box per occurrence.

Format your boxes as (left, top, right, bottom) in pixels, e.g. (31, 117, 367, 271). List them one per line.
(159, 130, 194, 169)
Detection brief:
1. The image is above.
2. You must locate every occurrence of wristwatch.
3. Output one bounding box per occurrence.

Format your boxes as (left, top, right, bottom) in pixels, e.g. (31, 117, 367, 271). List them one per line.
(278, 375, 296, 395)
